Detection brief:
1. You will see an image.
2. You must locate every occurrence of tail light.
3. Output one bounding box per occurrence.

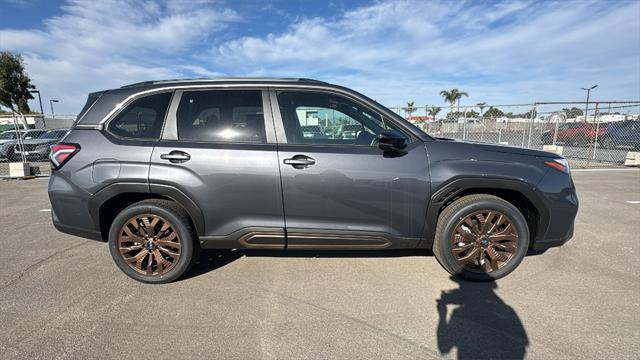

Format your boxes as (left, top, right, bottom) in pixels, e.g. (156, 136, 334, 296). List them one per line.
(50, 143, 80, 169)
(544, 158, 570, 174)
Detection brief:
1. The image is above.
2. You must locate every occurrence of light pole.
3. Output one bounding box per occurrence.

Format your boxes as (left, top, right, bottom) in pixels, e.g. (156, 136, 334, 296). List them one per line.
(580, 85, 598, 122)
(30, 90, 45, 128)
(49, 99, 59, 119)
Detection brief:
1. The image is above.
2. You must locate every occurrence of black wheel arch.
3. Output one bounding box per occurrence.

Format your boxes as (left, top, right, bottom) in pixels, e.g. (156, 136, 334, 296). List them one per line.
(89, 182, 205, 241)
(420, 177, 549, 249)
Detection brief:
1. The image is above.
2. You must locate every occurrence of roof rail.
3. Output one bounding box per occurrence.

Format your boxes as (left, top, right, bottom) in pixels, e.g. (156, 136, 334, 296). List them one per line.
(120, 77, 327, 89)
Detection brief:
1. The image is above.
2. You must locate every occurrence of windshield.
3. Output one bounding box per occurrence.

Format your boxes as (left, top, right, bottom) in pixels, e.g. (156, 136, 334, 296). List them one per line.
(0, 131, 18, 140)
(39, 130, 66, 139)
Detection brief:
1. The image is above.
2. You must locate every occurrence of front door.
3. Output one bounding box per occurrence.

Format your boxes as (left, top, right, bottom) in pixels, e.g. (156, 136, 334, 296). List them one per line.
(149, 89, 285, 247)
(272, 90, 430, 248)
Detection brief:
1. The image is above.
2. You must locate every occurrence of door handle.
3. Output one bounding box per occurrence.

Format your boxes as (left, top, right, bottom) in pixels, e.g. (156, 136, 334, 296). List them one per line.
(283, 155, 315, 168)
(160, 150, 191, 163)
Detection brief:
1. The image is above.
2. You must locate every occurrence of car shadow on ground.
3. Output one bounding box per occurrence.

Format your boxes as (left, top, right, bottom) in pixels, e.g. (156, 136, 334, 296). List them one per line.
(437, 276, 529, 359)
(181, 248, 435, 280)
(183, 248, 547, 281)
(183, 249, 531, 359)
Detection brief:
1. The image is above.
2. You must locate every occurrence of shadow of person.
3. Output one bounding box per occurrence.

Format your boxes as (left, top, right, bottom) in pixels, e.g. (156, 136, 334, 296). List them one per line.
(437, 276, 529, 359)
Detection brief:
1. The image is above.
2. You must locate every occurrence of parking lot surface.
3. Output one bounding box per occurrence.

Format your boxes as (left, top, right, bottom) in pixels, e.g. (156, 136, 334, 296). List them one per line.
(0, 169, 638, 359)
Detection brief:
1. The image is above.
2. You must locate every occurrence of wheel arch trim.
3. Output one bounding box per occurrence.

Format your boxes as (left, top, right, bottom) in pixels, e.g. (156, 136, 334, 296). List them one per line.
(420, 176, 549, 248)
(88, 182, 206, 238)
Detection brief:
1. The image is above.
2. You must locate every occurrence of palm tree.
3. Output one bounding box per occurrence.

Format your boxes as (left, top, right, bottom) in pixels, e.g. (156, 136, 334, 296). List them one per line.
(427, 106, 442, 121)
(403, 101, 416, 120)
(440, 88, 469, 118)
(477, 102, 487, 121)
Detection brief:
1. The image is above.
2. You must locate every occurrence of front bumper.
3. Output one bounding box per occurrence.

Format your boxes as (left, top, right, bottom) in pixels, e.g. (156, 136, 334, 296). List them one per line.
(530, 168, 579, 249)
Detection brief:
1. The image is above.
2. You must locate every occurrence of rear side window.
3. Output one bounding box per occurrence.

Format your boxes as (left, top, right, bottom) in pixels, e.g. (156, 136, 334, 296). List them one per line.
(107, 92, 171, 140)
(176, 90, 266, 143)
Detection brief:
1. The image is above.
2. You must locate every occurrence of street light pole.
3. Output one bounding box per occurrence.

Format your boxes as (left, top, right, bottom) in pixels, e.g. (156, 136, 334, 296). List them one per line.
(30, 90, 46, 128)
(49, 99, 59, 120)
(580, 85, 598, 122)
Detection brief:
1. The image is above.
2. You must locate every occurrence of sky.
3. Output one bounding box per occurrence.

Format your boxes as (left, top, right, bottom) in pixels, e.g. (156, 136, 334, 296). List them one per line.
(1, 0, 639, 114)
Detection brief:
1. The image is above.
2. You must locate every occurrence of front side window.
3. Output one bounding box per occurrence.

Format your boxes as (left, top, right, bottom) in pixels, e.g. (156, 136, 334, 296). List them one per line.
(107, 92, 171, 140)
(176, 90, 266, 143)
(277, 91, 403, 146)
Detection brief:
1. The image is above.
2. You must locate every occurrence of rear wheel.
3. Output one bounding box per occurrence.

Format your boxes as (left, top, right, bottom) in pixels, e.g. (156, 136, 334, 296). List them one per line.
(108, 199, 199, 283)
(433, 194, 529, 281)
(600, 137, 615, 149)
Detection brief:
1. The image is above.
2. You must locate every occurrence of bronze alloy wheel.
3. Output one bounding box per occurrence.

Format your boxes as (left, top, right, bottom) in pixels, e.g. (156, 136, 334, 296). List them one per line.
(117, 214, 182, 276)
(450, 210, 519, 273)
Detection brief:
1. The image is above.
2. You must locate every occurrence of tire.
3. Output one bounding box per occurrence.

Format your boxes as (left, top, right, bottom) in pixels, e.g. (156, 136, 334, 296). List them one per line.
(108, 199, 200, 284)
(573, 134, 588, 147)
(433, 194, 529, 281)
(600, 137, 615, 150)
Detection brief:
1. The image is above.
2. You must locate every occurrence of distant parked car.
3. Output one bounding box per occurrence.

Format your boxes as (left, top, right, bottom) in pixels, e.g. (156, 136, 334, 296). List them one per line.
(14, 129, 69, 161)
(541, 122, 607, 146)
(599, 120, 640, 150)
(301, 125, 327, 139)
(0, 129, 48, 160)
(338, 124, 363, 139)
(0, 130, 24, 145)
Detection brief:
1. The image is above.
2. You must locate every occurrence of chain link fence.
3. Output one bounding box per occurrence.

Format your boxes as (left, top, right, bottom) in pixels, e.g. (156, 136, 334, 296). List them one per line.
(1, 100, 639, 177)
(0, 114, 75, 178)
(395, 101, 640, 168)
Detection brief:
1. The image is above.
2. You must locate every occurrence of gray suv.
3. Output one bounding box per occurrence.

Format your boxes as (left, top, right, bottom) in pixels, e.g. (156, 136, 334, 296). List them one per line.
(48, 78, 578, 283)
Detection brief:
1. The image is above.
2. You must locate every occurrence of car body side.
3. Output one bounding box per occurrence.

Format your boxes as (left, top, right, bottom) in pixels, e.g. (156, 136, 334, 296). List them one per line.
(49, 80, 577, 252)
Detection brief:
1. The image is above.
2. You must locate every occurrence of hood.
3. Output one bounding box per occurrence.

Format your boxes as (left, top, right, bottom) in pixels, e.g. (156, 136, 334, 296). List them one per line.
(19, 138, 61, 145)
(434, 137, 562, 159)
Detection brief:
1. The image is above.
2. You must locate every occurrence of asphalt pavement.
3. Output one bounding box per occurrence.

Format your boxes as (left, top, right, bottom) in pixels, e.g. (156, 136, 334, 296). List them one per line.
(0, 169, 639, 359)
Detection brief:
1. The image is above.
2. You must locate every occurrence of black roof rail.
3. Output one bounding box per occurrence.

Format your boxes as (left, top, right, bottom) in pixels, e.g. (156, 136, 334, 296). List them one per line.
(120, 77, 327, 89)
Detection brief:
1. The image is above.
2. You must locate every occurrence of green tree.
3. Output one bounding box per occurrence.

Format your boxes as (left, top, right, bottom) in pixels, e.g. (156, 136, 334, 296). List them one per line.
(427, 106, 442, 121)
(440, 88, 469, 119)
(562, 107, 583, 119)
(0, 51, 34, 114)
(484, 107, 504, 118)
(403, 101, 416, 120)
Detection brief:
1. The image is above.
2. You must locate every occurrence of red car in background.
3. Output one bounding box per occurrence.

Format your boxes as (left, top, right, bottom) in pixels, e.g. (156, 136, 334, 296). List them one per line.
(541, 122, 608, 146)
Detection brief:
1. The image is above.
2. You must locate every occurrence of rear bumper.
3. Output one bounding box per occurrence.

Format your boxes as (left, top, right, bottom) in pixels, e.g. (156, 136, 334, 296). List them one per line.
(52, 210, 103, 241)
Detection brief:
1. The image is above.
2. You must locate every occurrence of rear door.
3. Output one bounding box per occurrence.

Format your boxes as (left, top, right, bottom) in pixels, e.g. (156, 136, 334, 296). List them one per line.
(149, 89, 285, 247)
(272, 90, 430, 248)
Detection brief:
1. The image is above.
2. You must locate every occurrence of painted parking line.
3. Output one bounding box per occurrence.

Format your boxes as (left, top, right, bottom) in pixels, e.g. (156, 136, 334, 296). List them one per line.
(626, 201, 640, 204)
(572, 168, 640, 172)
(39, 209, 52, 212)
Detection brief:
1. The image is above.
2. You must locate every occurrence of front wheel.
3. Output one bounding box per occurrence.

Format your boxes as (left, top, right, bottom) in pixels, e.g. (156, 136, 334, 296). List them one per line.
(433, 194, 529, 281)
(108, 199, 199, 283)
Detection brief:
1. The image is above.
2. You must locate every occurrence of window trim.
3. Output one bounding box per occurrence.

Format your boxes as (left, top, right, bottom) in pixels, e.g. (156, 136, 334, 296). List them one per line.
(161, 88, 276, 144)
(269, 88, 413, 147)
(103, 90, 173, 142)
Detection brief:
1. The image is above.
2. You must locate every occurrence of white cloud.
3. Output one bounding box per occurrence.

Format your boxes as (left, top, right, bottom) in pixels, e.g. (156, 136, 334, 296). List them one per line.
(211, 0, 640, 108)
(0, 0, 240, 113)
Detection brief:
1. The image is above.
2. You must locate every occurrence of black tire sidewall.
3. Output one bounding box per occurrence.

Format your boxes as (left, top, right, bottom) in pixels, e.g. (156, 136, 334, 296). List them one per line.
(438, 198, 529, 281)
(108, 203, 195, 284)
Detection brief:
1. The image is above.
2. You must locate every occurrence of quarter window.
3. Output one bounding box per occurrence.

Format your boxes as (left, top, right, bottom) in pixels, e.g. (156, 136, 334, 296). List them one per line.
(277, 91, 403, 146)
(176, 90, 266, 143)
(107, 92, 171, 140)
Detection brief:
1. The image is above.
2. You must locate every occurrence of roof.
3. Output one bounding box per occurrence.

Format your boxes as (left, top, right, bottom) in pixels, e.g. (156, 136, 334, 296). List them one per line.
(120, 77, 327, 89)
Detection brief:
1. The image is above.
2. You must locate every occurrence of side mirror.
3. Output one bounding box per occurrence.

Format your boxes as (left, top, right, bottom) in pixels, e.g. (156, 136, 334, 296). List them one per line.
(377, 130, 408, 152)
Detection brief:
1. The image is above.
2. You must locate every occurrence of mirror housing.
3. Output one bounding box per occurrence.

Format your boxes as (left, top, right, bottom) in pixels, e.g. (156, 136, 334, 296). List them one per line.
(377, 130, 408, 153)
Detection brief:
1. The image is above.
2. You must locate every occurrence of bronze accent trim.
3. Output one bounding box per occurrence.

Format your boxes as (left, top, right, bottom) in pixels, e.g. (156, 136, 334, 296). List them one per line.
(237, 231, 286, 248)
(286, 231, 392, 249)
